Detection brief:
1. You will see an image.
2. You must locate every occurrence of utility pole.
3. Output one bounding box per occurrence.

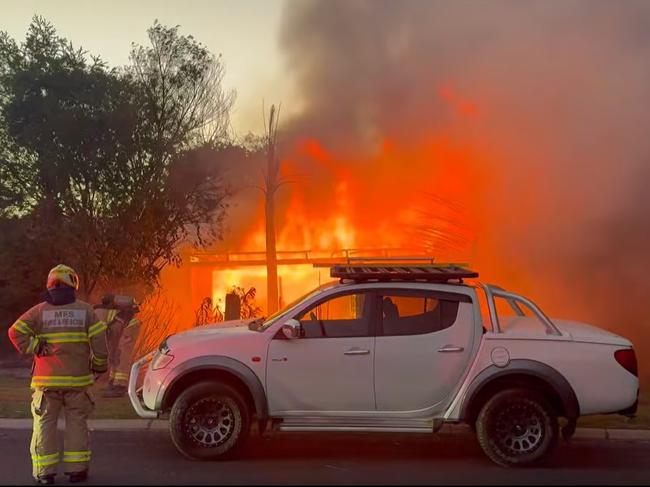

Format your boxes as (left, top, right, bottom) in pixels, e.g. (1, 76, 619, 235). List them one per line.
(264, 105, 280, 314)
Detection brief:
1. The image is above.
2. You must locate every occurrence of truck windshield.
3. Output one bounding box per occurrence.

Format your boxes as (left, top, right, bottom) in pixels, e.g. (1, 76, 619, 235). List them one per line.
(250, 282, 336, 332)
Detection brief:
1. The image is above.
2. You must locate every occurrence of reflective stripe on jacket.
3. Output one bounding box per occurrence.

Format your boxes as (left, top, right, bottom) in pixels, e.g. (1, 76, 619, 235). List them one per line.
(126, 317, 140, 329)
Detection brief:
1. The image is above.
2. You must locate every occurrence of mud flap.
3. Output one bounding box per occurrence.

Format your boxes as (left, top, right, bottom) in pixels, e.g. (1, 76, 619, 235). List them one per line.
(561, 418, 577, 441)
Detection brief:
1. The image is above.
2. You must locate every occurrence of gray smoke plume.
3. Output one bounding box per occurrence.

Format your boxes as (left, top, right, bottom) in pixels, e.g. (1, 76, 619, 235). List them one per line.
(277, 0, 650, 378)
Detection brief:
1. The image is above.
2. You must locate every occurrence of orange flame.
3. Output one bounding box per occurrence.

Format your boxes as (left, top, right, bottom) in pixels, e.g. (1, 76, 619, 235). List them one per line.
(211, 86, 505, 314)
(175, 85, 545, 320)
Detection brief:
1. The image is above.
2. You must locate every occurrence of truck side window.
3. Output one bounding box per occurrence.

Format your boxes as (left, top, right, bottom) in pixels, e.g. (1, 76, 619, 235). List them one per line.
(295, 292, 370, 338)
(379, 292, 464, 337)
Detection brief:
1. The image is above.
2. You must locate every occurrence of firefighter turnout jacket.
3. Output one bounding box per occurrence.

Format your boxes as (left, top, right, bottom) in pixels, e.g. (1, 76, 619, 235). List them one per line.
(8, 300, 109, 388)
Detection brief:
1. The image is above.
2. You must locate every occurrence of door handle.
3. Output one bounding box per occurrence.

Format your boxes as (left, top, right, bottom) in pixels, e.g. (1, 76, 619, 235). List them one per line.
(344, 349, 370, 355)
(438, 345, 464, 353)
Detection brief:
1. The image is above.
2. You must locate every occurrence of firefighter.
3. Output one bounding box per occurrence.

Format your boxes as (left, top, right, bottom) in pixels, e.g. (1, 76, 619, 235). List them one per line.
(94, 294, 141, 398)
(106, 311, 140, 397)
(93, 295, 120, 395)
(7, 264, 108, 485)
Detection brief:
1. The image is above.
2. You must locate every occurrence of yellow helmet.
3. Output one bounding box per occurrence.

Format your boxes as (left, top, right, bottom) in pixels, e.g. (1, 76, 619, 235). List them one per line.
(47, 264, 80, 290)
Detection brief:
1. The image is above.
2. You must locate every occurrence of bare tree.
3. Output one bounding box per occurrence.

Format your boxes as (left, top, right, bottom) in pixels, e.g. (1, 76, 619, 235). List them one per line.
(194, 296, 224, 326)
(129, 21, 236, 151)
(262, 104, 282, 314)
(133, 289, 182, 357)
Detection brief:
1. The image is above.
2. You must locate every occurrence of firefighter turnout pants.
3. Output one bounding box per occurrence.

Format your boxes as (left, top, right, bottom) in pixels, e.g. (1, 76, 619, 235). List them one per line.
(30, 388, 94, 478)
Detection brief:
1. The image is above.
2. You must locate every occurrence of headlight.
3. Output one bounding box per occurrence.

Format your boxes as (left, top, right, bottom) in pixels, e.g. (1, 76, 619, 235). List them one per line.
(151, 353, 174, 370)
(158, 336, 172, 354)
(151, 339, 174, 370)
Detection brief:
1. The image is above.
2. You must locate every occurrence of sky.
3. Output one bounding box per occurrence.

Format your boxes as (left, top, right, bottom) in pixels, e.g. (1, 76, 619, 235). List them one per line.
(0, 0, 290, 135)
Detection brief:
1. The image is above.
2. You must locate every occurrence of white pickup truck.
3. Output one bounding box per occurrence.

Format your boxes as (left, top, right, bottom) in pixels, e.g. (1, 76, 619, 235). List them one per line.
(128, 264, 639, 467)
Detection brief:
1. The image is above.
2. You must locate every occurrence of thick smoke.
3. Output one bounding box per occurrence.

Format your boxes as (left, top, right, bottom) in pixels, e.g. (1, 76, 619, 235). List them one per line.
(277, 0, 650, 379)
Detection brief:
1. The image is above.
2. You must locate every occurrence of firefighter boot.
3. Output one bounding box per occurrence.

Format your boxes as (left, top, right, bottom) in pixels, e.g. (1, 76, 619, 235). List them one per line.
(33, 474, 55, 485)
(66, 471, 88, 483)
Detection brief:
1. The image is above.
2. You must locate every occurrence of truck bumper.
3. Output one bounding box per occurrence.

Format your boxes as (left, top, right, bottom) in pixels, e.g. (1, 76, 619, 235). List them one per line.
(128, 352, 159, 419)
(618, 388, 639, 417)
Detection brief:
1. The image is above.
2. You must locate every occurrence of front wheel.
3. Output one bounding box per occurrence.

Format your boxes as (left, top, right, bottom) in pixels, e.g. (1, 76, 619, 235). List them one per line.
(169, 382, 250, 460)
(476, 388, 558, 467)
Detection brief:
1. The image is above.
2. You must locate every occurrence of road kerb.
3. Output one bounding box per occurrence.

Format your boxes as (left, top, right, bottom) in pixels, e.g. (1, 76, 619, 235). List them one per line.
(0, 418, 166, 430)
(607, 428, 650, 441)
(0, 418, 648, 441)
(148, 419, 169, 430)
(571, 428, 607, 440)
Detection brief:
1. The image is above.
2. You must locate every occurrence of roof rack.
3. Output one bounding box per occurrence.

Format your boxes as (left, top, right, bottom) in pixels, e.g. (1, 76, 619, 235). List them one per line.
(329, 263, 479, 283)
(311, 254, 437, 268)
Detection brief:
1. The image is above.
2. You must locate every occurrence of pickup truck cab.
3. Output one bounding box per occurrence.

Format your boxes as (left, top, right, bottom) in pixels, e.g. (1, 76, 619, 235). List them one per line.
(129, 264, 639, 467)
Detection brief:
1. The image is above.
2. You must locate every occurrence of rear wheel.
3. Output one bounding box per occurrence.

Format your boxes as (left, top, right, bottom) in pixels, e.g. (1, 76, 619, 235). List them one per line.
(476, 388, 558, 467)
(170, 382, 250, 460)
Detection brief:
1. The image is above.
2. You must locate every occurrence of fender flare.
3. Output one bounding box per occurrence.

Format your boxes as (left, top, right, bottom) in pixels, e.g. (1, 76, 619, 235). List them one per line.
(156, 355, 268, 423)
(459, 359, 580, 420)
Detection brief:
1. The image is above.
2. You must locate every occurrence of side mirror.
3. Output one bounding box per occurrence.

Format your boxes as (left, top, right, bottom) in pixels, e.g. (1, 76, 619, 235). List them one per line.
(281, 319, 301, 339)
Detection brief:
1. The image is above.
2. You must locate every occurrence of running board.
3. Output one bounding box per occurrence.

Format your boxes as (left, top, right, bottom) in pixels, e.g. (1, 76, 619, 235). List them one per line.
(276, 417, 437, 433)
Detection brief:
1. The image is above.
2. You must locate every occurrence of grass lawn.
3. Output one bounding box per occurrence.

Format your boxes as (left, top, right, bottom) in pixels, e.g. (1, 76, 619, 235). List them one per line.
(1, 374, 647, 428)
(0, 375, 138, 419)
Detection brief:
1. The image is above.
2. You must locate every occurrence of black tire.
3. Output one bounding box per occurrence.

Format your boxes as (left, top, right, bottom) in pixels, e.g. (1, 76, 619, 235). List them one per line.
(169, 381, 250, 460)
(476, 388, 559, 468)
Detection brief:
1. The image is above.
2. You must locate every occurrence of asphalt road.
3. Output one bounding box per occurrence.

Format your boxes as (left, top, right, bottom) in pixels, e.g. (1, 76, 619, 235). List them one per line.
(2, 429, 650, 485)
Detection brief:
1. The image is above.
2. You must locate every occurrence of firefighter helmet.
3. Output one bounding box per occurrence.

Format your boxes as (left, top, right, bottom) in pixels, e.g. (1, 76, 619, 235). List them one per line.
(46, 264, 80, 290)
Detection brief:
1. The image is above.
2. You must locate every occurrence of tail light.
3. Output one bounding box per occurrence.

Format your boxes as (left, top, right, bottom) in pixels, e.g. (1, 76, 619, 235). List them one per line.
(615, 349, 638, 377)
